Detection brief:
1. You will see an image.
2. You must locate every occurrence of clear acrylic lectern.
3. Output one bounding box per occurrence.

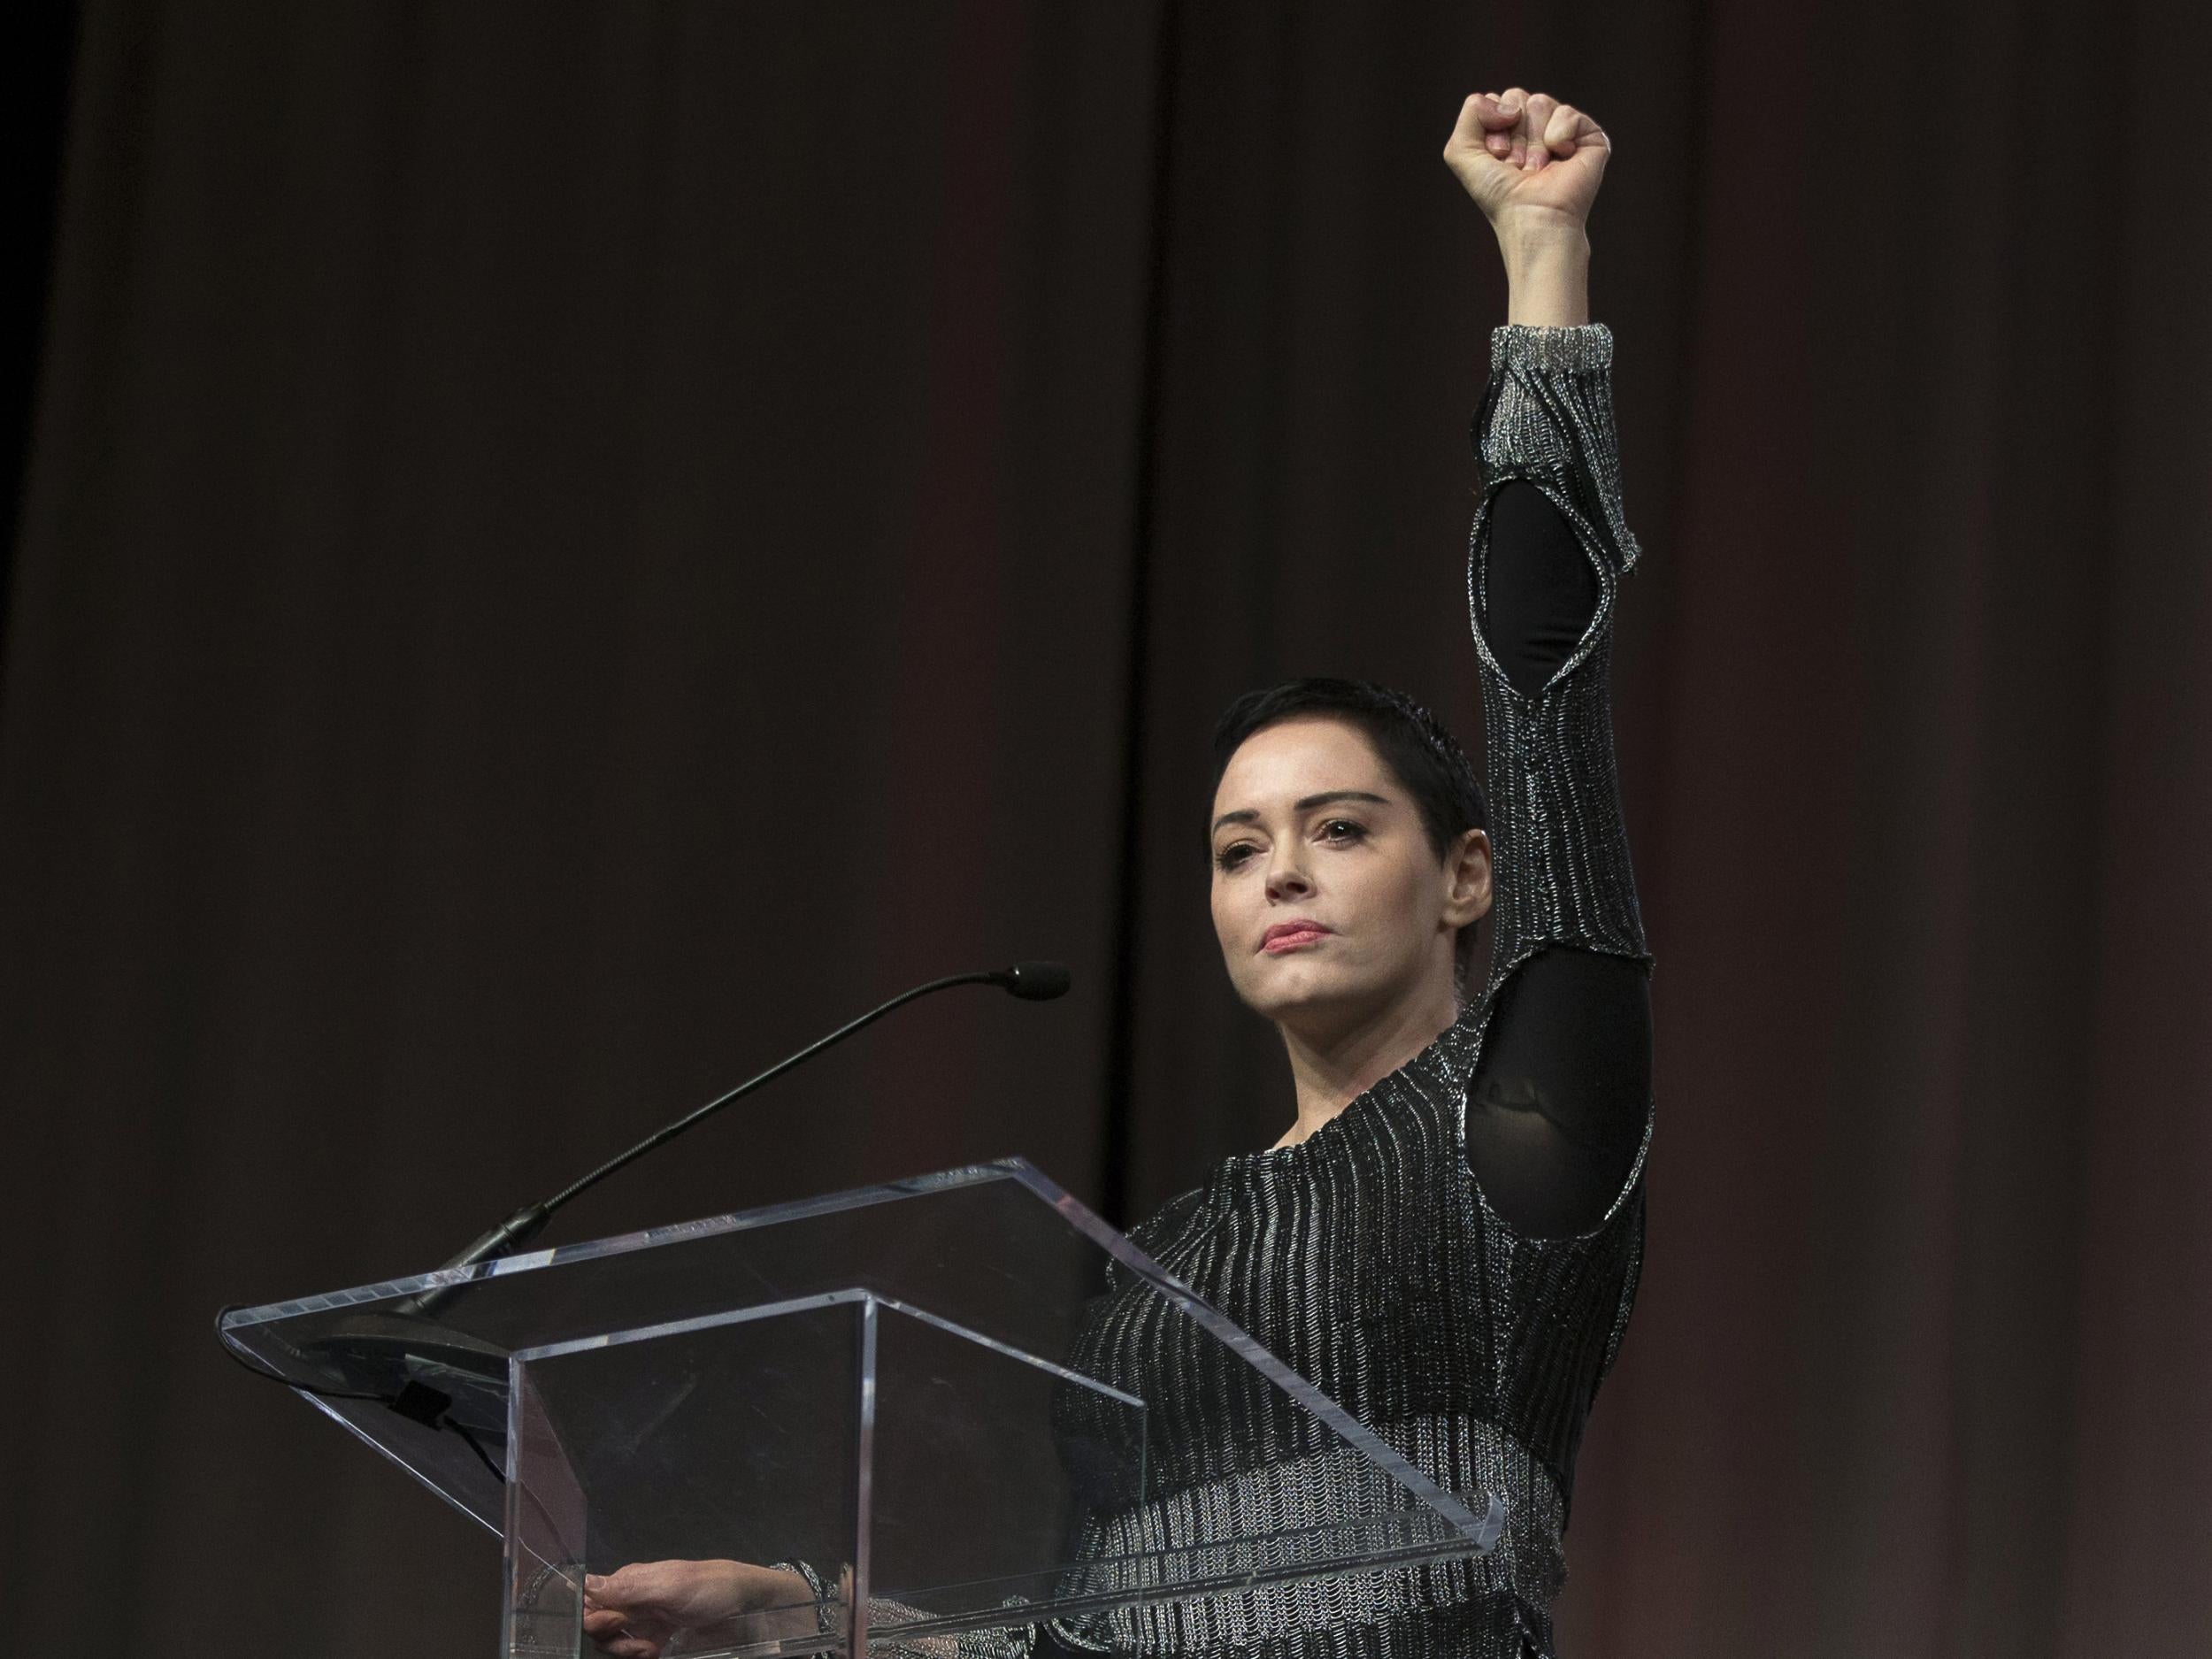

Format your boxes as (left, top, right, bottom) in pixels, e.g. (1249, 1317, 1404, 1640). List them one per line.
(220, 1158, 1501, 1657)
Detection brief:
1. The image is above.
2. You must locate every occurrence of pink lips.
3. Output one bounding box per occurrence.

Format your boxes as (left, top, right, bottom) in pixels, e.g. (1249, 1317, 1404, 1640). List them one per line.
(1261, 919, 1334, 955)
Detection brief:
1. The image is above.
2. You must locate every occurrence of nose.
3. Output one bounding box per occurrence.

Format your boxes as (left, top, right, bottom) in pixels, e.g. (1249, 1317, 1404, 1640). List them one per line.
(1264, 844, 1313, 902)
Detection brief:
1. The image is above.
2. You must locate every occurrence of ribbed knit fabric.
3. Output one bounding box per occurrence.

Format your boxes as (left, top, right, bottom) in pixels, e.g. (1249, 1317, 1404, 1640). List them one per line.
(1470, 323, 1650, 987)
(953, 324, 1651, 1659)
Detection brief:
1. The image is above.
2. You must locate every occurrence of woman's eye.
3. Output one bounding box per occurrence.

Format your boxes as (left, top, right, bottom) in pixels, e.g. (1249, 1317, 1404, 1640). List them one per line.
(1214, 843, 1256, 872)
(1318, 819, 1368, 845)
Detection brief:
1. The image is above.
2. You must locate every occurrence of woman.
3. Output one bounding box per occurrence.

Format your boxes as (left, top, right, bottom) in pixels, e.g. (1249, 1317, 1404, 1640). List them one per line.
(587, 84, 1651, 1659)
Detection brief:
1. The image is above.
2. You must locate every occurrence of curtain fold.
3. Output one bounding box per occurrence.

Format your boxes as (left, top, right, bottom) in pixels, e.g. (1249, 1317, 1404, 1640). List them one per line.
(3, 3, 2205, 1655)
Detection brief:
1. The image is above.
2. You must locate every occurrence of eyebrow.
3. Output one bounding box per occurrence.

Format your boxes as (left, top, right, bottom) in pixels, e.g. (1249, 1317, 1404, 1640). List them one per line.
(1211, 790, 1392, 834)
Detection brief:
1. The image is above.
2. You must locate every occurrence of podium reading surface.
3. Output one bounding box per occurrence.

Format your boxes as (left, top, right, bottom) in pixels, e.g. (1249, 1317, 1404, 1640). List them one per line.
(220, 1159, 1500, 1656)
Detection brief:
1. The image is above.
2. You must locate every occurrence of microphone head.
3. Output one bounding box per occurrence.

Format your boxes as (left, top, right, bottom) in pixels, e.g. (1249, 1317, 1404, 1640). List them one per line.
(998, 961, 1071, 1002)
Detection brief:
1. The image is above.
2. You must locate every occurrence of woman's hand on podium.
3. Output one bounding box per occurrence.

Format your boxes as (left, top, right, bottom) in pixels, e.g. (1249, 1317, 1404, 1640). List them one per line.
(582, 1558, 818, 1659)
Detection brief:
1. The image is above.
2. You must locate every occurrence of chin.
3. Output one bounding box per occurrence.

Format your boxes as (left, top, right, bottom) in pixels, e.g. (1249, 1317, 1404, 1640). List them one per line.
(1237, 958, 1390, 1024)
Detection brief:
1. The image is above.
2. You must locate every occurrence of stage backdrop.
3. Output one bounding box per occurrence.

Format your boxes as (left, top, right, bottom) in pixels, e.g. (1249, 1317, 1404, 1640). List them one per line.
(4, 4, 2207, 1655)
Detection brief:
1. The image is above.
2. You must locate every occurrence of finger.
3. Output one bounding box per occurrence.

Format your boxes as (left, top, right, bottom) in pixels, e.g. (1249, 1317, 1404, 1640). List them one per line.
(1449, 92, 1517, 142)
(597, 1560, 682, 1609)
(1446, 92, 1510, 165)
(1477, 92, 1515, 156)
(585, 1615, 667, 1659)
(1543, 102, 1586, 156)
(1478, 93, 1513, 155)
(1450, 92, 1516, 160)
(586, 1569, 635, 1606)
(1520, 94, 1559, 172)
(1472, 91, 1519, 128)
(1498, 88, 1529, 166)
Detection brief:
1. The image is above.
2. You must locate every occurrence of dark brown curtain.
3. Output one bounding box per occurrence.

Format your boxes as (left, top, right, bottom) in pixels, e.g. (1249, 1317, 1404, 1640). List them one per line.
(4, 4, 2206, 1655)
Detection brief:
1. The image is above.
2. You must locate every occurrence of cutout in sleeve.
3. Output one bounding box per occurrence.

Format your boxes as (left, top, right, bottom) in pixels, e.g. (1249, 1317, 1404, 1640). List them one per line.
(1465, 947, 1652, 1238)
(1480, 480, 1601, 698)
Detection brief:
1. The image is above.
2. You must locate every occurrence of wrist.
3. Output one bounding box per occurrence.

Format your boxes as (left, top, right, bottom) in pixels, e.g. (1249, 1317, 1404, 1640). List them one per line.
(1494, 213, 1589, 272)
(1493, 216, 1590, 328)
(765, 1561, 837, 1637)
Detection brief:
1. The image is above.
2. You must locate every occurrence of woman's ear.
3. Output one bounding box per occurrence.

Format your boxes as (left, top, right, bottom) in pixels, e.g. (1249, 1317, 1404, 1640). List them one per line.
(1442, 827, 1494, 926)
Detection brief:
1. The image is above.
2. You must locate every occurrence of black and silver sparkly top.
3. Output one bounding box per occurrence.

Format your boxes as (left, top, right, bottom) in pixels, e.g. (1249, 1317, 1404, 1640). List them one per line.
(1015, 323, 1651, 1659)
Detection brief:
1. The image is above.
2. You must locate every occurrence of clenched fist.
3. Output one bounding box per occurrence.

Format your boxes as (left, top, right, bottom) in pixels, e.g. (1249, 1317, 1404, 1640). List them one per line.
(1442, 88, 1610, 234)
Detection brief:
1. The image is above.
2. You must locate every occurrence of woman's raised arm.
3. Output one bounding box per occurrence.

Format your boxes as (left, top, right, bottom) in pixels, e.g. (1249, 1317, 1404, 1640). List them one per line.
(1441, 90, 1655, 1240)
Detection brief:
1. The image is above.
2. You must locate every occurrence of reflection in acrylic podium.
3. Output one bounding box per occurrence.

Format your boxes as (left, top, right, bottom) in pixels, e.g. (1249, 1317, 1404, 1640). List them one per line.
(220, 1159, 1501, 1657)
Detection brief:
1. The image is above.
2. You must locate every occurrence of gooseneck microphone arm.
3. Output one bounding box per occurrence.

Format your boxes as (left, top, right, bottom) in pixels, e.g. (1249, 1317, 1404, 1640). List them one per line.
(212, 960, 1070, 1425)
(411, 960, 1072, 1291)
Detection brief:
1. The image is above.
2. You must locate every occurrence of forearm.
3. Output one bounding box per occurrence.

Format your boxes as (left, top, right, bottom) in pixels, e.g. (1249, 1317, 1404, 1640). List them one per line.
(1495, 213, 1590, 327)
(1445, 87, 1645, 977)
(1468, 327, 1649, 985)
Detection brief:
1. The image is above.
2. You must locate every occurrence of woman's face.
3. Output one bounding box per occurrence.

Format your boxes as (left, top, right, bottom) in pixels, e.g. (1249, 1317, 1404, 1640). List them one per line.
(1209, 716, 1489, 1035)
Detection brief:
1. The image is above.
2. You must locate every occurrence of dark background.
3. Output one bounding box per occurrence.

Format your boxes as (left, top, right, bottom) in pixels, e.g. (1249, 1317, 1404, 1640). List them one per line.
(4, 3, 2208, 1655)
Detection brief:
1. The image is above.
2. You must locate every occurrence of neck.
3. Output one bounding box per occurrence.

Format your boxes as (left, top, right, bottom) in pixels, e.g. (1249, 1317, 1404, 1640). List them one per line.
(1272, 980, 1460, 1148)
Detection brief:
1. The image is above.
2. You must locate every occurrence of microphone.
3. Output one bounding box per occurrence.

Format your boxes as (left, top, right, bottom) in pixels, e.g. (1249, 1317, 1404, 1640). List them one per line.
(410, 960, 1071, 1292)
(269, 962, 1072, 1430)
(992, 960, 1071, 1002)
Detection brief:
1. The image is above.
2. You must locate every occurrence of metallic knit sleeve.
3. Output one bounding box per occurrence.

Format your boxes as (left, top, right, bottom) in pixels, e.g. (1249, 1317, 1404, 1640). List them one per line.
(1468, 322, 1652, 993)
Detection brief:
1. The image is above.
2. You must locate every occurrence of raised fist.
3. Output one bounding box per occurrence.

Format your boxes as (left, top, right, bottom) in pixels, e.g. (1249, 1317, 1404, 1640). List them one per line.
(1441, 88, 1610, 232)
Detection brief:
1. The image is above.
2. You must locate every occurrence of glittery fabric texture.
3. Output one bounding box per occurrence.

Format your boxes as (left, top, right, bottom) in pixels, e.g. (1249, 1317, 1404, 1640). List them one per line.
(928, 322, 1652, 1659)
(1470, 322, 1651, 987)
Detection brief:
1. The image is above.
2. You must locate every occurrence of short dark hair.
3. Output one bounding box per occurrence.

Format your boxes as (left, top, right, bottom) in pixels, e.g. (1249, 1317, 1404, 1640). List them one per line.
(1210, 678, 1489, 975)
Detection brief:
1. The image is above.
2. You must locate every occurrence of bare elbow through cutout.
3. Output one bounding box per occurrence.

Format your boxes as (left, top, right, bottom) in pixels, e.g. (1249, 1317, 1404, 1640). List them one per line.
(1464, 948, 1652, 1237)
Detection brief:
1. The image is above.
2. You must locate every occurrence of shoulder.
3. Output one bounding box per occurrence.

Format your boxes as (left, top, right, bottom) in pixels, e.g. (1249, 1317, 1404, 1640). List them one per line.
(1126, 1183, 1208, 1248)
